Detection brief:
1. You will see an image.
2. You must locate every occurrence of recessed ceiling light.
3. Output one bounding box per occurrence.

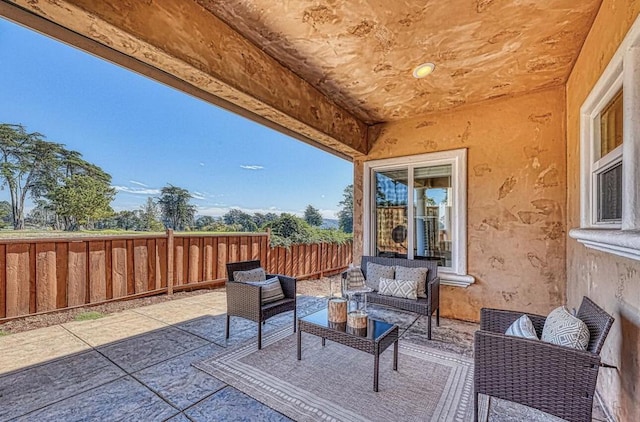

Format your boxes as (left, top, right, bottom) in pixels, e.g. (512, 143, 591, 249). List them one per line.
(413, 62, 435, 78)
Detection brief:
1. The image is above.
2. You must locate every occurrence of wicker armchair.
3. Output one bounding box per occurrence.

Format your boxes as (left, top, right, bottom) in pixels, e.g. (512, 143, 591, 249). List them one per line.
(473, 296, 614, 422)
(225, 260, 297, 349)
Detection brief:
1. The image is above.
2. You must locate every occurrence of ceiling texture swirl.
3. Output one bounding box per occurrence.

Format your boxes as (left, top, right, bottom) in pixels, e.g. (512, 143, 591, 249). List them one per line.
(197, 0, 602, 125)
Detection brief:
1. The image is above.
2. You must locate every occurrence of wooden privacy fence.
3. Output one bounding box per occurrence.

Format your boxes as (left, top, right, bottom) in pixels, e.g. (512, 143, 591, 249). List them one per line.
(0, 231, 352, 320)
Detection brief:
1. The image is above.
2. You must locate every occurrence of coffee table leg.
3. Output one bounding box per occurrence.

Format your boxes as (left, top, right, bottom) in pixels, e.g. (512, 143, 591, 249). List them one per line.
(374, 344, 380, 392)
(297, 327, 302, 360)
(393, 340, 398, 371)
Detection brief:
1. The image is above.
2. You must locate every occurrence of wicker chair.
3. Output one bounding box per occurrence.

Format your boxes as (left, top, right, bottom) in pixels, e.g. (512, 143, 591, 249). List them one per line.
(225, 260, 296, 349)
(473, 296, 614, 422)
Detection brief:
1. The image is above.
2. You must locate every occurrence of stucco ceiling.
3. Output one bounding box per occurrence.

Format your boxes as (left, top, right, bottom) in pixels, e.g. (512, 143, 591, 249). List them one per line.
(197, 0, 601, 125)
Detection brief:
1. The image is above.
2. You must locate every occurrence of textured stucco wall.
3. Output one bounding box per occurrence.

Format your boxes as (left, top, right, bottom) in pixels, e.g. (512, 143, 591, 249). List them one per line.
(566, 1, 640, 420)
(355, 87, 567, 321)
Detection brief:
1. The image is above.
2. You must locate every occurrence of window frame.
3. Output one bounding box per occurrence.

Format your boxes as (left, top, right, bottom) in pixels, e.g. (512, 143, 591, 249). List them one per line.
(582, 74, 624, 229)
(570, 14, 640, 261)
(363, 148, 474, 287)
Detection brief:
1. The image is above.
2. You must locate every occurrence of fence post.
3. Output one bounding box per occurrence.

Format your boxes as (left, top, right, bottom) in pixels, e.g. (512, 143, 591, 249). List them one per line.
(319, 243, 324, 279)
(266, 228, 271, 272)
(167, 229, 174, 296)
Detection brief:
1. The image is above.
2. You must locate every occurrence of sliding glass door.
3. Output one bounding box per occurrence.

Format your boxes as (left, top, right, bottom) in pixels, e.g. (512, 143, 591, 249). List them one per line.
(413, 165, 452, 267)
(365, 149, 469, 282)
(373, 168, 408, 257)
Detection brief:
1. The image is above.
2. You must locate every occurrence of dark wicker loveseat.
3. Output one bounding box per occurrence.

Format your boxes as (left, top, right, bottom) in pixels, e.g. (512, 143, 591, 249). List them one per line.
(473, 296, 614, 422)
(343, 256, 440, 339)
(226, 260, 297, 349)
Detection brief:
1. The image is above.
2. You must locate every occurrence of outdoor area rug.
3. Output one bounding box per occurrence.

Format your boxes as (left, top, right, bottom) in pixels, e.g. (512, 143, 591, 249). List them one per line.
(194, 327, 488, 422)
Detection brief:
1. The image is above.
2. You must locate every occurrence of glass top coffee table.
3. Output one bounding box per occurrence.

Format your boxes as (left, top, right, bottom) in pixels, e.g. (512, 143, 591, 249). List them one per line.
(297, 308, 399, 392)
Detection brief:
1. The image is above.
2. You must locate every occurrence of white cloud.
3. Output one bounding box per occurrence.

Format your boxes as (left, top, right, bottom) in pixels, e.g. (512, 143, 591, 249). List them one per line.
(192, 191, 206, 200)
(199, 162, 205, 167)
(240, 165, 264, 170)
(113, 186, 161, 195)
(129, 180, 148, 187)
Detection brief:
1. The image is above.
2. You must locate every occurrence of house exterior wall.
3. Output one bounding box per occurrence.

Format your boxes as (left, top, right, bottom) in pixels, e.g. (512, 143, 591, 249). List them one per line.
(354, 86, 567, 321)
(566, 1, 640, 421)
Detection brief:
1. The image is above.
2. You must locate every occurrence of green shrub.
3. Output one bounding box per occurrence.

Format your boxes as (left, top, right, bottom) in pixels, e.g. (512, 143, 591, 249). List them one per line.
(74, 311, 104, 321)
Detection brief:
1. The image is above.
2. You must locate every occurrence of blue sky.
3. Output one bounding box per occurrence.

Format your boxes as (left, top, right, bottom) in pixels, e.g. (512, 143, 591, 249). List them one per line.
(0, 18, 352, 219)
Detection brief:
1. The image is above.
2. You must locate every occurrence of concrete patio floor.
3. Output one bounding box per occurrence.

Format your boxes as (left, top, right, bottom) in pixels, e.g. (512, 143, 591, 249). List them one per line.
(0, 289, 610, 421)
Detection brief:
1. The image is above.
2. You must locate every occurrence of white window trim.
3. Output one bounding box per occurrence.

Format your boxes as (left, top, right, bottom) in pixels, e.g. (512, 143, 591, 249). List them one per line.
(584, 74, 623, 229)
(570, 14, 640, 261)
(363, 148, 474, 287)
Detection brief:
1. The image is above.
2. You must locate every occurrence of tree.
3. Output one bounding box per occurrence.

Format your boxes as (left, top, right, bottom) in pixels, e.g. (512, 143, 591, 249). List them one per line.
(303, 205, 323, 226)
(337, 184, 353, 233)
(157, 185, 196, 231)
(223, 208, 258, 232)
(0, 124, 64, 229)
(27, 199, 60, 229)
(266, 213, 312, 242)
(139, 197, 163, 231)
(194, 215, 216, 230)
(0, 201, 11, 229)
(0, 200, 11, 229)
(115, 210, 141, 230)
(252, 212, 278, 228)
(50, 174, 115, 230)
(0, 123, 115, 230)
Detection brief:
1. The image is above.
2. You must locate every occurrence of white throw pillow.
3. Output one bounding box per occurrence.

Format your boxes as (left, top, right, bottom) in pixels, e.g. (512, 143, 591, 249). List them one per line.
(233, 267, 266, 282)
(378, 277, 418, 300)
(505, 314, 539, 340)
(394, 266, 429, 298)
(247, 276, 285, 304)
(542, 306, 590, 350)
(365, 262, 394, 291)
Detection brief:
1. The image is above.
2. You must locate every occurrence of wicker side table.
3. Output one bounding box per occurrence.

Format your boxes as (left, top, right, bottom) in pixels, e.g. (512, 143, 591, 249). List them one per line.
(297, 308, 399, 392)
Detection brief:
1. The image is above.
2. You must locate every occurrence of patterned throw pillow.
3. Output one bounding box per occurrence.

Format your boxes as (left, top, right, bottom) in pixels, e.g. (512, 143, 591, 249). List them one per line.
(233, 267, 266, 282)
(346, 266, 367, 290)
(378, 277, 418, 300)
(247, 276, 285, 304)
(365, 262, 395, 291)
(542, 306, 590, 350)
(394, 266, 429, 298)
(505, 314, 539, 340)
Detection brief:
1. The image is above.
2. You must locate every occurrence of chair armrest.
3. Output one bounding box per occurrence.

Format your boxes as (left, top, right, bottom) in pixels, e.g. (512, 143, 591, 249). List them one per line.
(268, 274, 296, 299)
(474, 330, 601, 410)
(227, 280, 261, 299)
(480, 308, 546, 335)
(226, 280, 261, 321)
(427, 277, 440, 310)
(340, 270, 348, 297)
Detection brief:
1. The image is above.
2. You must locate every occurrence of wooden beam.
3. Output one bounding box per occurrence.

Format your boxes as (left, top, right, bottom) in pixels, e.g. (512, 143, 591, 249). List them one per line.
(2, 0, 368, 159)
